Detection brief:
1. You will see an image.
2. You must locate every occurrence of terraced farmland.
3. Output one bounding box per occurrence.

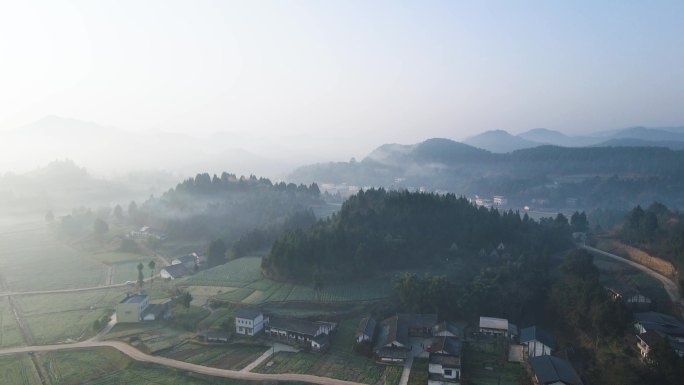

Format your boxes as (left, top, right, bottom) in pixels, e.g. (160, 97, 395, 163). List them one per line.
(0, 297, 24, 348)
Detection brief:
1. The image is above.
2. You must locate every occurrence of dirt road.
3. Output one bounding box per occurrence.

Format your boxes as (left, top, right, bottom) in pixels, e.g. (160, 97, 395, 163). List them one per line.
(582, 244, 684, 317)
(0, 340, 366, 385)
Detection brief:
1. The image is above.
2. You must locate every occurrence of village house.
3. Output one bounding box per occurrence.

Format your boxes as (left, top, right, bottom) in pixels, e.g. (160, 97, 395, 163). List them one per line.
(529, 355, 584, 385)
(429, 354, 461, 385)
(432, 321, 460, 338)
(160, 263, 192, 280)
(197, 330, 231, 344)
(520, 326, 556, 357)
(633, 311, 684, 357)
(479, 316, 517, 338)
(172, 253, 199, 270)
(116, 294, 149, 323)
(374, 313, 438, 364)
(493, 196, 507, 206)
(604, 281, 652, 309)
(355, 315, 377, 343)
(128, 226, 166, 240)
(141, 300, 170, 321)
(235, 308, 265, 336)
(264, 316, 336, 351)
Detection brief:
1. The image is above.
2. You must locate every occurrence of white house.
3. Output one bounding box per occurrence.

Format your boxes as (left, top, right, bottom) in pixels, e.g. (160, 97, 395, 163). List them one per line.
(520, 326, 556, 357)
(235, 308, 264, 336)
(493, 196, 507, 206)
(428, 354, 461, 385)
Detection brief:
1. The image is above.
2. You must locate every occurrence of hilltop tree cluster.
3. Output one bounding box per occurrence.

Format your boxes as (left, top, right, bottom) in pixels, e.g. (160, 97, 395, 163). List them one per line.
(264, 189, 572, 283)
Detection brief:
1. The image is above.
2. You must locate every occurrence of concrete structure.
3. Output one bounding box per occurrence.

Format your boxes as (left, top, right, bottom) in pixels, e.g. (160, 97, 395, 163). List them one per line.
(116, 295, 149, 323)
(235, 308, 264, 336)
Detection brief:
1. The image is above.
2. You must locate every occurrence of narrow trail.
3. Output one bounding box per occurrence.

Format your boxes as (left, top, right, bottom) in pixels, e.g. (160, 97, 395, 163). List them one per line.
(582, 244, 684, 318)
(0, 340, 367, 385)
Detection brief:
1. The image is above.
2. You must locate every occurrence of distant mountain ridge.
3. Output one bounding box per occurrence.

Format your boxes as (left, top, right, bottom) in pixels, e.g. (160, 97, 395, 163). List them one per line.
(460, 125, 684, 153)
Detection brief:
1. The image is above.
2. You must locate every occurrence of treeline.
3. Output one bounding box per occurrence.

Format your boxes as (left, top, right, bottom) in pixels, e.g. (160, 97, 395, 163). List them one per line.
(290, 139, 684, 209)
(549, 250, 684, 385)
(264, 189, 573, 283)
(619, 202, 684, 272)
(173, 172, 320, 196)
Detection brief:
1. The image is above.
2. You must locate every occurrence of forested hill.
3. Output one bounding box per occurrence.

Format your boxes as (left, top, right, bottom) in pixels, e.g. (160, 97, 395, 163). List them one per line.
(263, 189, 573, 283)
(136, 172, 322, 245)
(289, 139, 684, 209)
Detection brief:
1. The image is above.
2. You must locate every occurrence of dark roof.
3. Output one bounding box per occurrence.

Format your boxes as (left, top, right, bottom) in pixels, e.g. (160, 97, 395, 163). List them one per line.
(376, 347, 409, 359)
(430, 337, 462, 356)
(377, 315, 408, 347)
(162, 263, 191, 278)
(433, 321, 460, 336)
(121, 295, 148, 304)
(520, 326, 557, 349)
(634, 312, 684, 336)
(267, 317, 321, 337)
(430, 353, 461, 368)
(529, 356, 583, 385)
(235, 308, 262, 320)
(637, 331, 663, 347)
(174, 254, 197, 263)
(357, 316, 377, 338)
(399, 313, 438, 329)
(313, 333, 330, 345)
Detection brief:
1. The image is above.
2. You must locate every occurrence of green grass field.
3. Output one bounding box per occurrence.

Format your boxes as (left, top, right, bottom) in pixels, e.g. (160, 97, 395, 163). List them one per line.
(0, 224, 111, 291)
(0, 354, 41, 385)
(181, 257, 394, 305)
(15, 290, 123, 344)
(106, 322, 196, 353)
(0, 297, 25, 348)
(407, 358, 429, 385)
(462, 340, 527, 385)
(255, 318, 403, 385)
(40, 347, 272, 385)
(161, 341, 268, 370)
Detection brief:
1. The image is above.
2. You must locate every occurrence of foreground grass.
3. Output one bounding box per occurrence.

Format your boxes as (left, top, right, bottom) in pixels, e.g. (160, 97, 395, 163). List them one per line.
(40, 347, 283, 385)
(0, 354, 41, 385)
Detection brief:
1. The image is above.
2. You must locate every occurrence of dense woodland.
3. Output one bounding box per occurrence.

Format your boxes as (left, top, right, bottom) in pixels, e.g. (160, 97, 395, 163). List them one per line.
(290, 139, 684, 209)
(264, 188, 572, 283)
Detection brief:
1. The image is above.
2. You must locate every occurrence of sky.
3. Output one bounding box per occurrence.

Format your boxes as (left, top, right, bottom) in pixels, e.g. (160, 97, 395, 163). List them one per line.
(1, 0, 684, 162)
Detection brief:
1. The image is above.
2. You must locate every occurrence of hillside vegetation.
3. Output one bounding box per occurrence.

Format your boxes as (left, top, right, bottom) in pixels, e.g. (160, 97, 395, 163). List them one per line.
(264, 189, 572, 283)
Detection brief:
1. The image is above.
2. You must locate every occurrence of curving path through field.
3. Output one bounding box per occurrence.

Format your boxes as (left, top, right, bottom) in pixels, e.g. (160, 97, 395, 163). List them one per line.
(0, 340, 367, 385)
(582, 244, 684, 317)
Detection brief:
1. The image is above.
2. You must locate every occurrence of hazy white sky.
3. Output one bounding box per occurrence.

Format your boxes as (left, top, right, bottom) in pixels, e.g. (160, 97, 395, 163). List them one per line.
(1, 0, 684, 158)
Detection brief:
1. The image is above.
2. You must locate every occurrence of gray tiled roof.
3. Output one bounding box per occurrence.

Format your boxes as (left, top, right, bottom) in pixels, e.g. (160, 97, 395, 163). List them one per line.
(357, 316, 377, 339)
(162, 263, 191, 278)
(530, 356, 583, 385)
(235, 308, 262, 320)
(267, 317, 320, 337)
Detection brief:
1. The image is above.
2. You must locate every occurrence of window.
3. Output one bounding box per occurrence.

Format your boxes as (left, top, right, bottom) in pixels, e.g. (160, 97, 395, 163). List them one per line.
(444, 370, 452, 376)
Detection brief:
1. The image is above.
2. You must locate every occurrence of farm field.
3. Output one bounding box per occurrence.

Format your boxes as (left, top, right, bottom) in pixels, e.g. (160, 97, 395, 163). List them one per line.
(0, 353, 41, 385)
(16, 290, 123, 344)
(0, 296, 24, 348)
(160, 341, 268, 370)
(0, 224, 110, 292)
(255, 318, 403, 385)
(462, 339, 526, 385)
(40, 347, 262, 385)
(407, 358, 429, 385)
(106, 322, 196, 353)
(181, 257, 394, 304)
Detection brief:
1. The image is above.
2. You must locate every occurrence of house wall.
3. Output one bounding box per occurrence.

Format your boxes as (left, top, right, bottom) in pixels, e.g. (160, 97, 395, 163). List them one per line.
(236, 314, 264, 336)
(429, 364, 460, 379)
(525, 340, 552, 357)
(160, 270, 173, 279)
(428, 379, 460, 385)
(116, 303, 141, 323)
